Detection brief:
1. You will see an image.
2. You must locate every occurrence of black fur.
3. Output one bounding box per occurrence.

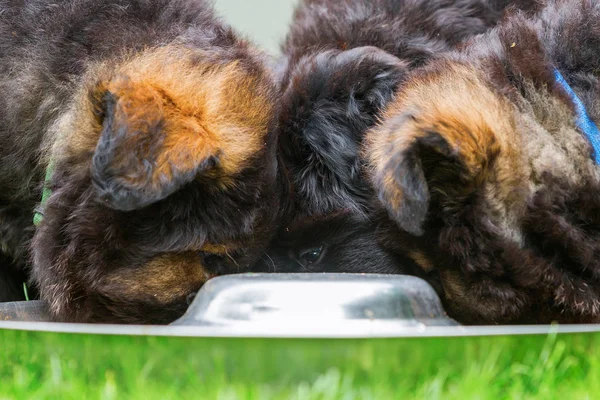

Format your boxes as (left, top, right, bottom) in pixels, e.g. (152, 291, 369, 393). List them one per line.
(252, 211, 443, 291)
(260, 0, 538, 290)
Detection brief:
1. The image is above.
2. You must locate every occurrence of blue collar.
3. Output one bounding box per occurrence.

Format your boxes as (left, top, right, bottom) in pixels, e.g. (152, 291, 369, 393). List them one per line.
(554, 68, 600, 164)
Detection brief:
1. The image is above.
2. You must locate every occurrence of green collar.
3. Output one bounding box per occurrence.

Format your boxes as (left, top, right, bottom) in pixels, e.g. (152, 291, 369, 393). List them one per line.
(33, 161, 54, 226)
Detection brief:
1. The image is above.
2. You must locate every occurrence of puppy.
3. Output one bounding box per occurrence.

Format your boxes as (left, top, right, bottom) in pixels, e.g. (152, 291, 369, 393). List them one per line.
(278, 0, 540, 217)
(257, 0, 538, 278)
(0, 0, 284, 323)
(366, 0, 600, 324)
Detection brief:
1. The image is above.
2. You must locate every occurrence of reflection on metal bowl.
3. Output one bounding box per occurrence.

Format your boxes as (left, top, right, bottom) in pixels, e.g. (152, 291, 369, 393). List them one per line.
(172, 273, 458, 335)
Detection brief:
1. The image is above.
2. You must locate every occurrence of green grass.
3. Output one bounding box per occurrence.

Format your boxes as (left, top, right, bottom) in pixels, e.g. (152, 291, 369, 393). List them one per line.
(0, 329, 598, 399)
(22, 283, 30, 302)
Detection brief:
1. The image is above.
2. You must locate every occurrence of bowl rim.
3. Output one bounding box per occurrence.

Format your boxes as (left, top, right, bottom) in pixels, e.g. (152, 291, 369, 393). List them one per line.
(0, 320, 598, 338)
(2, 273, 598, 338)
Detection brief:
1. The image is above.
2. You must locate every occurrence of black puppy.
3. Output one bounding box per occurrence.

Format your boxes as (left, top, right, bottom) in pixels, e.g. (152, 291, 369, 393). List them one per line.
(257, 0, 539, 276)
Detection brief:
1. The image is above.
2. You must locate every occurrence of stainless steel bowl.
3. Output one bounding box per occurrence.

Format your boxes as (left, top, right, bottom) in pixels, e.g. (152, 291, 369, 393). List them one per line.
(171, 273, 458, 335)
(0, 273, 459, 336)
(3, 274, 600, 338)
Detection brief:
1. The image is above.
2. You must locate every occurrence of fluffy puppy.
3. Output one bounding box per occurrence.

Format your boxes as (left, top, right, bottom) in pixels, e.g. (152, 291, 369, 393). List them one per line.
(366, 0, 600, 324)
(278, 0, 540, 217)
(0, 0, 284, 323)
(257, 0, 538, 278)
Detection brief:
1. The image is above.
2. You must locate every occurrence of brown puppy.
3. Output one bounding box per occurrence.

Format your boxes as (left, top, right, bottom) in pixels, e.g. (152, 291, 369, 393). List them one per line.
(0, 0, 284, 323)
(366, 0, 600, 324)
(256, 0, 540, 284)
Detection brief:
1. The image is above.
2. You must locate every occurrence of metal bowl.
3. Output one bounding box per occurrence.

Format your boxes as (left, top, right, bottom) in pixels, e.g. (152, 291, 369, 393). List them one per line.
(3, 274, 600, 338)
(0, 273, 459, 336)
(171, 273, 458, 335)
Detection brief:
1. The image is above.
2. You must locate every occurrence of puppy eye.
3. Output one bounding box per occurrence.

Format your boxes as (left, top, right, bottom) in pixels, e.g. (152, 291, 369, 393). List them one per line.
(298, 246, 324, 264)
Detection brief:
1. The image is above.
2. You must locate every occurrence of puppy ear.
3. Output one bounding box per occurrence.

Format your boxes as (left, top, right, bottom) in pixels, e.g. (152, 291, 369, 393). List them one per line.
(336, 46, 408, 112)
(281, 45, 408, 133)
(90, 76, 220, 211)
(366, 64, 509, 236)
(312, 46, 408, 124)
(370, 122, 464, 236)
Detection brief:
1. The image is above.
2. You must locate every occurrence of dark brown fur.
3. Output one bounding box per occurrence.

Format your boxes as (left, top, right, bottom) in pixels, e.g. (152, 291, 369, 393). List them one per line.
(366, 0, 600, 324)
(277, 0, 541, 217)
(0, 0, 286, 323)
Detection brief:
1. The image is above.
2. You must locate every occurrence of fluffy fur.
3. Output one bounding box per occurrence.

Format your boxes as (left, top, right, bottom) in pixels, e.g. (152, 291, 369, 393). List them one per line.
(0, 0, 286, 323)
(366, 0, 600, 324)
(277, 0, 540, 217)
(259, 0, 538, 288)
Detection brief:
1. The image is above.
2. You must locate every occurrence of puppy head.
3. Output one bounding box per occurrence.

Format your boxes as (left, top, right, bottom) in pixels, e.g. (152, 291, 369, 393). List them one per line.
(278, 46, 408, 217)
(86, 46, 277, 210)
(252, 211, 440, 288)
(365, 61, 535, 323)
(366, 58, 600, 324)
(32, 45, 281, 324)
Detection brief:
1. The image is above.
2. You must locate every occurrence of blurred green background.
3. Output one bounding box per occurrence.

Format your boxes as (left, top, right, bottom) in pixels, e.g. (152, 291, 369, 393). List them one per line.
(213, 0, 299, 55)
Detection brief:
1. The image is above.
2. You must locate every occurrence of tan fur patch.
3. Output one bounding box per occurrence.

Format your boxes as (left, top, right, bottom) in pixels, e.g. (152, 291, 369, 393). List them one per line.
(51, 45, 275, 181)
(368, 63, 520, 199)
(408, 250, 434, 272)
(200, 242, 244, 256)
(366, 62, 530, 242)
(97, 252, 215, 303)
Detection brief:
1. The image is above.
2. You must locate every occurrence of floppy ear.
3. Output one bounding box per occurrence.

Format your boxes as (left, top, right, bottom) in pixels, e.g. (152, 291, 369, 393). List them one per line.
(339, 46, 407, 110)
(368, 116, 501, 236)
(90, 76, 220, 211)
(315, 46, 408, 124)
(371, 121, 468, 236)
(366, 62, 513, 236)
(282, 45, 408, 135)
